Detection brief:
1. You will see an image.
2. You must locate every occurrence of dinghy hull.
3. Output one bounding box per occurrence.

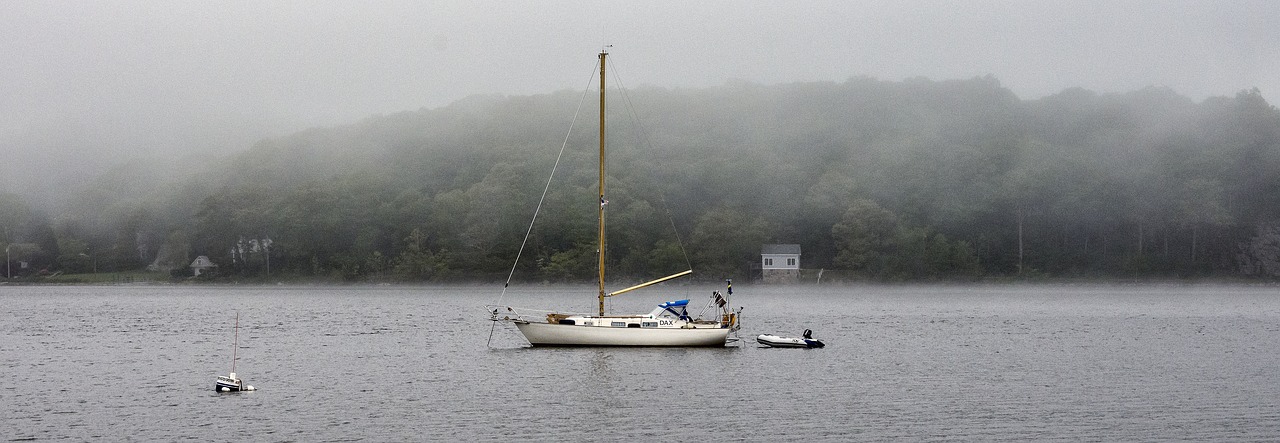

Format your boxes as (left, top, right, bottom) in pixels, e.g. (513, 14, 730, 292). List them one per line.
(756, 334, 824, 348)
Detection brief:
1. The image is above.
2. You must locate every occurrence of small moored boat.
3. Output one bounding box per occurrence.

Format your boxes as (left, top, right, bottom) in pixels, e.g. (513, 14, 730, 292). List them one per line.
(757, 329, 825, 348)
(215, 312, 256, 392)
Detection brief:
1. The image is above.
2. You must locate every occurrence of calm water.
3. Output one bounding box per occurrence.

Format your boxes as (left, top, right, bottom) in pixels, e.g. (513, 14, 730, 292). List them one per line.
(3, 283, 1280, 441)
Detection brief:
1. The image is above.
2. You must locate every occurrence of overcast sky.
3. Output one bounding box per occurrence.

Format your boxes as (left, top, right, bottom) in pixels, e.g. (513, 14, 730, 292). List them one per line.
(3, 1, 1278, 198)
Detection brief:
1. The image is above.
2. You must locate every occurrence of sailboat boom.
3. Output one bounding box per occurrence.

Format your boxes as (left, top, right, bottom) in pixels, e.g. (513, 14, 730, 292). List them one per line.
(608, 270, 693, 297)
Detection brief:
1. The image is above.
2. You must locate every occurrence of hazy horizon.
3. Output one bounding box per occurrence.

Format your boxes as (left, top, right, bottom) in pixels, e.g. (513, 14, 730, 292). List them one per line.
(4, 1, 1278, 204)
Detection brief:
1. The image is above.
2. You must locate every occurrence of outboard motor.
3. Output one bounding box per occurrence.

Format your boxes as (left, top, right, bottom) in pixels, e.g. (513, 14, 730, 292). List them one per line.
(802, 329, 825, 348)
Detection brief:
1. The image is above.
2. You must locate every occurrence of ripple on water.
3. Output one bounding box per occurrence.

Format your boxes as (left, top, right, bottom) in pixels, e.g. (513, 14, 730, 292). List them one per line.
(1, 284, 1279, 441)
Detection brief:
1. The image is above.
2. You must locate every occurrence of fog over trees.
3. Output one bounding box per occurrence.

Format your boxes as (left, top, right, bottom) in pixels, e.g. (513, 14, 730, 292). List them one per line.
(3, 76, 1278, 282)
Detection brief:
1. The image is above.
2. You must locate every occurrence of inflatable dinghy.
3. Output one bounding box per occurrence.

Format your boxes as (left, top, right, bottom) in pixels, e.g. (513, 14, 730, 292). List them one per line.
(756, 329, 825, 348)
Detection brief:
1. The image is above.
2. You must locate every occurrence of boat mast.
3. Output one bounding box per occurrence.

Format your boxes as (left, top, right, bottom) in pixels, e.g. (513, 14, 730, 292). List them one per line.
(231, 311, 239, 374)
(597, 50, 607, 317)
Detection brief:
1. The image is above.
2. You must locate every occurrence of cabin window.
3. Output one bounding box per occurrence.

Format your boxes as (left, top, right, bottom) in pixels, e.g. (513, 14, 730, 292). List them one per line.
(787, 258, 795, 266)
(764, 258, 773, 266)
(627, 323, 640, 328)
(584, 321, 594, 326)
(611, 322, 626, 327)
(642, 322, 658, 328)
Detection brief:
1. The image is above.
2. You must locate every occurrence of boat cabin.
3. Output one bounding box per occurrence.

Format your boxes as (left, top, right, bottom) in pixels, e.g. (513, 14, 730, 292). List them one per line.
(548, 299, 702, 329)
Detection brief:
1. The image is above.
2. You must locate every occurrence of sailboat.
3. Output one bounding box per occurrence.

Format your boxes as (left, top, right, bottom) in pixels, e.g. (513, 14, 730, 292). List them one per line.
(215, 312, 256, 392)
(489, 49, 741, 347)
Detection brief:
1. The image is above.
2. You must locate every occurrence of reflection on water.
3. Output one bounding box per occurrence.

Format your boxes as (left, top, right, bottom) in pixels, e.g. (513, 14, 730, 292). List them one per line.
(2, 284, 1280, 441)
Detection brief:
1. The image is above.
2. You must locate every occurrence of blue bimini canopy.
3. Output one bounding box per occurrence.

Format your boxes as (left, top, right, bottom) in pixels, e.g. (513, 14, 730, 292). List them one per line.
(658, 299, 689, 308)
(658, 299, 690, 320)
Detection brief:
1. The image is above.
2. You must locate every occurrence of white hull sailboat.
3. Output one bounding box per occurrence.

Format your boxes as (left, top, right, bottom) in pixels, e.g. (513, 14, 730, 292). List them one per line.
(490, 50, 740, 347)
(509, 296, 737, 347)
(500, 286, 739, 347)
(516, 321, 731, 347)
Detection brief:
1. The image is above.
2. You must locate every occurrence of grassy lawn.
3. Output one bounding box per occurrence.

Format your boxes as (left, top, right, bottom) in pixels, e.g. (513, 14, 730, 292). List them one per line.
(32, 271, 173, 284)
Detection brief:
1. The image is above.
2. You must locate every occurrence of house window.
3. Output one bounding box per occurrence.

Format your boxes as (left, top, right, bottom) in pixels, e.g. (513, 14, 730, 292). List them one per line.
(787, 258, 796, 266)
(765, 258, 773, 266)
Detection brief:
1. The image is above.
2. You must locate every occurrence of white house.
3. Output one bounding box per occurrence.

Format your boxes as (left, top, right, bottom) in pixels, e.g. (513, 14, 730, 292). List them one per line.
(190, 255, 218, 277)
(761, 244, 801, 283)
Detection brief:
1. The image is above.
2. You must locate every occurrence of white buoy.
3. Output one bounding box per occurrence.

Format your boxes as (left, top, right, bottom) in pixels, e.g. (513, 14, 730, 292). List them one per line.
(244, 385, 256, 391)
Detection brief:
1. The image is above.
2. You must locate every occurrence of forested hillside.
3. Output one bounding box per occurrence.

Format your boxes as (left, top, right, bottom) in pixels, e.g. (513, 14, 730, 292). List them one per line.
(4, 76, 1279, 282)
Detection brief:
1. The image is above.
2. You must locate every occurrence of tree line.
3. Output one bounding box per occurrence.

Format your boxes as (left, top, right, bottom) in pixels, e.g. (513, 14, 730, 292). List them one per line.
(3, 76, 1279, 282)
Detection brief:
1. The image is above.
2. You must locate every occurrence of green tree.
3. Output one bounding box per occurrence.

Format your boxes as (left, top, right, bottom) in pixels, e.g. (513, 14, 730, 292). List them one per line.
(832, 199, 980, 280)
(689, 207, 770, 279)
(881, 226, 981, 280)
(393, 228, 441, 280)
(831, 199, 897, 271)
(1177, 178, 1232, 263)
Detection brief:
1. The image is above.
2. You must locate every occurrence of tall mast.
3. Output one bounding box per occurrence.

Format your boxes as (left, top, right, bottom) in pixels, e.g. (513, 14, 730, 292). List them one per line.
(597, 50, 607, 317)
(231, 311, 239, 373)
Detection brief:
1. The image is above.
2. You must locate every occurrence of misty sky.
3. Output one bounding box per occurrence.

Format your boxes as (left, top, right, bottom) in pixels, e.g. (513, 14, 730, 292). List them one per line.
(3, 1, 1278, 200)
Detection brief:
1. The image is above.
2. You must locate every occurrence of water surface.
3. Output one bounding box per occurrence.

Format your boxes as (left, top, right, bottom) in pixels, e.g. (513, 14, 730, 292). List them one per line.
(3, 284, 1278, 441)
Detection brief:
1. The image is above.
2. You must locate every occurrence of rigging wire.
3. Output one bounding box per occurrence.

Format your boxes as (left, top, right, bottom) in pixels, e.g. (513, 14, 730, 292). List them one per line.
(608, 57, 696, 272)
(494, 59, 601, 308)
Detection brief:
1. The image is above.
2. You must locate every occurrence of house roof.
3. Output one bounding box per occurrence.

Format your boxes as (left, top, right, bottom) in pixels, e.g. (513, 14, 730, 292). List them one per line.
(190, 255, 218, 268)
(761, 244, 801, 255)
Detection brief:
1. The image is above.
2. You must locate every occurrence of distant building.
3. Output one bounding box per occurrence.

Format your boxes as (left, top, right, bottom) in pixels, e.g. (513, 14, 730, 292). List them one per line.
(190, 255, 218, 277)
(761, 244, 801, 283)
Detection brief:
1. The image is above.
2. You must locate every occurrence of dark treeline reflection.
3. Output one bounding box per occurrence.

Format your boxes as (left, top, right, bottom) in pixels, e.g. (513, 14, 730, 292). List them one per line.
(3, 77, 1279, 282)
